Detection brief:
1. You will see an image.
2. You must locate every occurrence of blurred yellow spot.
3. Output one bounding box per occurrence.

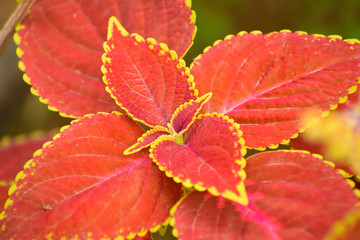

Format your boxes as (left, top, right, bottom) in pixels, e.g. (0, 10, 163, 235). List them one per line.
(302, 107, 360, 174)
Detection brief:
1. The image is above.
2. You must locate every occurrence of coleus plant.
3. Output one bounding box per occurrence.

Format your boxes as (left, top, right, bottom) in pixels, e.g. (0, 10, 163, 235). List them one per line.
(1, 0, 360, 239)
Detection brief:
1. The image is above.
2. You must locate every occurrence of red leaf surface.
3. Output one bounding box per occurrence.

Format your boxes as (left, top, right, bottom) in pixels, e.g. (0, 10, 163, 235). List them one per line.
(172, 151, 358, 240)
(0, 113, 182, 239)
(124, 128, 170, 155)
(170, 93, 212, 134)
(124, 93, 212, 155)
(150, 113, 248, 205)
(0, 133, 52, 212)
(103, 17, 196, 128)
(191, 31, 360, 149)
(17, 0, 196, 117)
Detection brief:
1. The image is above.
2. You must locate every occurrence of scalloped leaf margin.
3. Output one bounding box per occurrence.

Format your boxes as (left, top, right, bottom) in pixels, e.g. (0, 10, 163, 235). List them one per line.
(0, 132, 53, 212)
(15, 0, 196, 117)
(170, 150, 359, 240)
(150, 112, 248, 205)
(102, 16, 197, 129)
(191, 30, 360, 149)
(0, 112, 183, 239)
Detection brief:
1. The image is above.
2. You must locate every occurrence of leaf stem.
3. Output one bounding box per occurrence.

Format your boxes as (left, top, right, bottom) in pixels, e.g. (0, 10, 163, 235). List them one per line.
(0, 0, 36, 53)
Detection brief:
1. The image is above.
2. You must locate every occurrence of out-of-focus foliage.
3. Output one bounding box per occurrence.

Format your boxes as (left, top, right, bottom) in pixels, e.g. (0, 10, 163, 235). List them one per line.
(299, 107, 360, 175)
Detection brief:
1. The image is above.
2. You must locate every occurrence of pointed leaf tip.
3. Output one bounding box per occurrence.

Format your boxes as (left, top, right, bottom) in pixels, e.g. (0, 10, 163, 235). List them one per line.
(151, 113, 247, 204)
(107, 16, 129, 40)
(103, 23, 196, 128)
(170, 92, 212, 134)
(124, 128, 170, 155)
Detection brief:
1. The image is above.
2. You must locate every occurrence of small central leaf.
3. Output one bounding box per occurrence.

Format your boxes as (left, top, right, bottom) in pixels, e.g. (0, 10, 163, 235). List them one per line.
(170, 92, 212, 135)
(124, 128, 170, 155)
(124, 93, 212, 154)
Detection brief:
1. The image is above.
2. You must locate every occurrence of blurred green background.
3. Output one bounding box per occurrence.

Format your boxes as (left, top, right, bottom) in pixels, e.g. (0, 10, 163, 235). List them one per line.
(1, 0, 360, 137)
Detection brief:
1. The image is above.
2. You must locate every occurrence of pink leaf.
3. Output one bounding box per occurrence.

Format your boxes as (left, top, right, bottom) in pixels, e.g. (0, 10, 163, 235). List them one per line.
(191, 31, 360, 148)
(0, 113, 182, 239)
(172, 151, 358, 240)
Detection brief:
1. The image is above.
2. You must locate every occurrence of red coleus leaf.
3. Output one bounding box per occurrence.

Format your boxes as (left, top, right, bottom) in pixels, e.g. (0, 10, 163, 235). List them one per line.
(124, 128, 170, 155)
(124, 93, 212, 155)
(103, 17, 196, 129)
(191, 31, 360, 149)
(0, 113, 182, 239)
(172, 151, 358, 240)
(150, 113, 248, 205)
(0, 133, 52, 212)
(16, 0, 196, 117)
(170, 92, 212, 134)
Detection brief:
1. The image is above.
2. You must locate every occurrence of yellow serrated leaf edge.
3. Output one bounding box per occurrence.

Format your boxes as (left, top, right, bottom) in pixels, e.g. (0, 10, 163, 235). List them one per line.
(2, 112, 166, 240)
(279, 150, 360, 199)
(0, 129, 58, 217)
(102, 16, 198, 130)
(190, 29, 360, 151)
(13, 23, 78, 119)
(149, 112, 248, 207)
(169, 92, 212, 136)
(124, 128, 170, 155)
(181, 0, 197, 58)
